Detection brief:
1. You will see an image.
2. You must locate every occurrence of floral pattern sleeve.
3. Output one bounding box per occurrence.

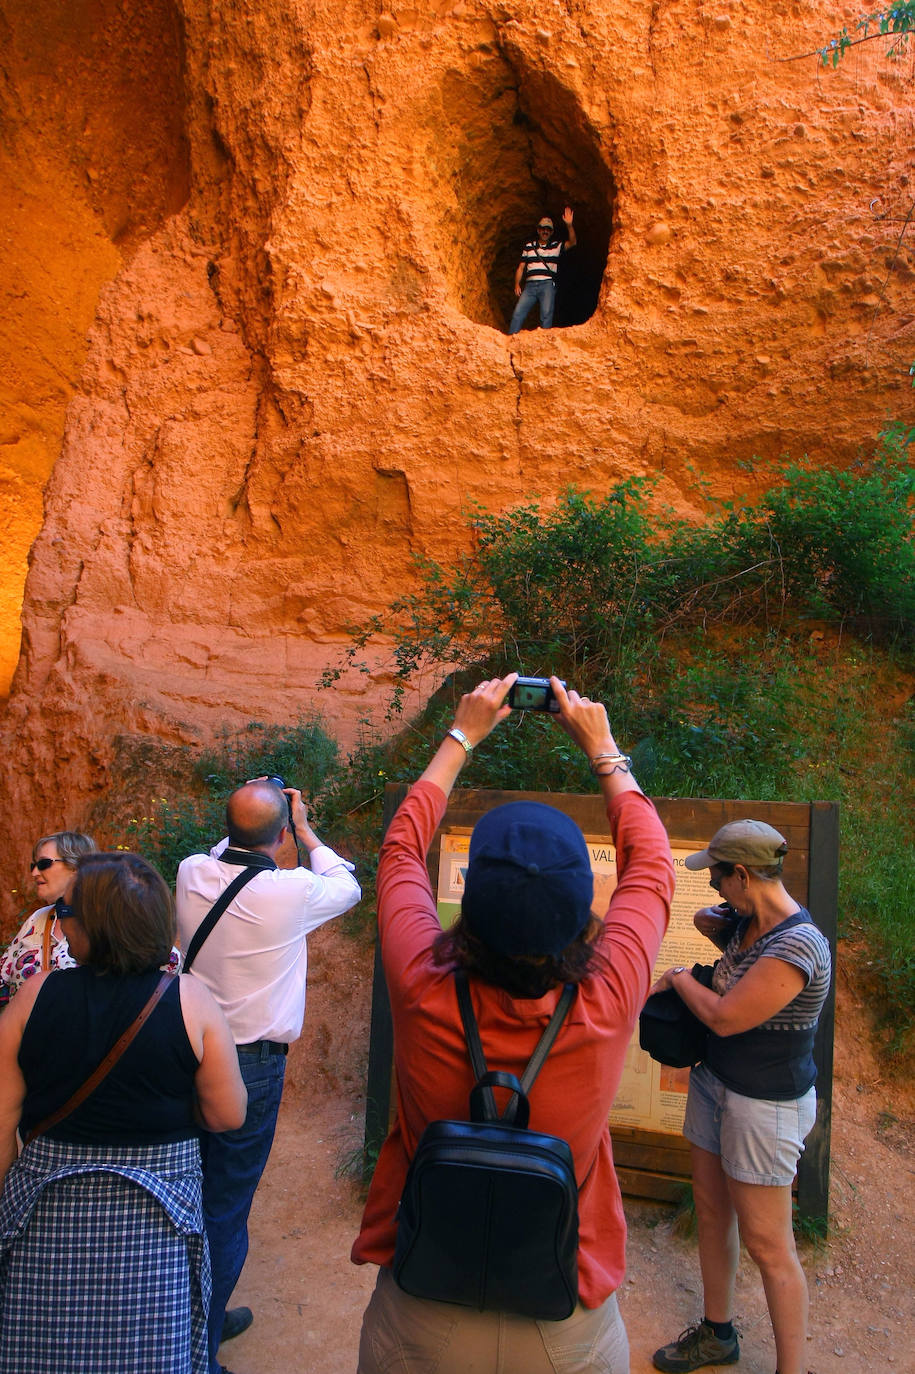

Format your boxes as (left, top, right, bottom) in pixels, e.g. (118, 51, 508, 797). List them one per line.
(0, 907, 77, 1004)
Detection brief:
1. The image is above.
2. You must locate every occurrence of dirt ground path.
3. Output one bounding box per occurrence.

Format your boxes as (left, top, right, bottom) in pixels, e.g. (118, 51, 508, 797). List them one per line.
(217, 938, 915, 1374)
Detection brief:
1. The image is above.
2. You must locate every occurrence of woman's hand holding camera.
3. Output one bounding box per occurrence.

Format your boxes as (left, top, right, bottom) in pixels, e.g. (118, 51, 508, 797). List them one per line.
(450, 674, 518, 749)
(419, 670, 641, 801)
(550, 678, 642, 798)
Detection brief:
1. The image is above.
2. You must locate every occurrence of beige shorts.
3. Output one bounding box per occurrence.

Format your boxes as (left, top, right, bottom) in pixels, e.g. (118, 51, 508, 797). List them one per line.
(357, 1265, 629, 1374)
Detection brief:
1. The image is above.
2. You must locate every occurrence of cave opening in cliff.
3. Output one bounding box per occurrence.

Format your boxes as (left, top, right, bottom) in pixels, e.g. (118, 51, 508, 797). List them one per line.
(428, 56, 615, 334)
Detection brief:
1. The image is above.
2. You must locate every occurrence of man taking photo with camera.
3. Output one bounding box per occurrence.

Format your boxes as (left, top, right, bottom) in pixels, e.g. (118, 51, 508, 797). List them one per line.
(176, 778, 361, 1374)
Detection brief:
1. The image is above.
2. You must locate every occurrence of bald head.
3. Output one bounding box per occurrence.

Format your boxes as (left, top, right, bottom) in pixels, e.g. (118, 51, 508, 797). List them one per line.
(226, 781, 288, 850)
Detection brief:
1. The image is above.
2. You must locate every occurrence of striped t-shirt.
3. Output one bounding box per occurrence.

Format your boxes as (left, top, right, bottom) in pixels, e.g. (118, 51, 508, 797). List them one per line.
(704, 909, 831, 1099)
(520, 238, 564, 283)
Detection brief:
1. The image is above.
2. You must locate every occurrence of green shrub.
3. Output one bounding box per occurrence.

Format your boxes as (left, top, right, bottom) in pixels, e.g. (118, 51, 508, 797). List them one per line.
(124, 796, 223, 887)
(319, 434, 915, 1051)
(122, 438, 915, 1050)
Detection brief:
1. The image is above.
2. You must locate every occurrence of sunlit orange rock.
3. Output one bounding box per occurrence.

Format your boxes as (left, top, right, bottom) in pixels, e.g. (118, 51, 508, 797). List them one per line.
(1, 0, 911, 919)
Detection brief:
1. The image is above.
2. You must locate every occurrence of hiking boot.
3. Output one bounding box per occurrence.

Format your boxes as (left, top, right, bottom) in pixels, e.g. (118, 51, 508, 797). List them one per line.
(653, 1319, 740, 1372)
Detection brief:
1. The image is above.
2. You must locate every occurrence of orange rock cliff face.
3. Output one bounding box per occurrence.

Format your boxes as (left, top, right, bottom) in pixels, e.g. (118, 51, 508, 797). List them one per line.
(0, 0, 912, 904)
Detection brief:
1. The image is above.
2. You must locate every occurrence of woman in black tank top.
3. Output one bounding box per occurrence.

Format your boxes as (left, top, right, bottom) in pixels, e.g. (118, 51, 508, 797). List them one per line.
(0, 851, 246, 1374)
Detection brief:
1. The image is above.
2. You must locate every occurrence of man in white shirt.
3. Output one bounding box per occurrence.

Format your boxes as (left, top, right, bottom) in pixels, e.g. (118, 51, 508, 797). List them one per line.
(176, 779, 361, 1374)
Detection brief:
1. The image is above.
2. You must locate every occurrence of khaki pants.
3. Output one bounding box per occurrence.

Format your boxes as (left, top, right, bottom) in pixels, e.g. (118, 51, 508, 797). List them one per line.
(357, 1266, 629, 1374)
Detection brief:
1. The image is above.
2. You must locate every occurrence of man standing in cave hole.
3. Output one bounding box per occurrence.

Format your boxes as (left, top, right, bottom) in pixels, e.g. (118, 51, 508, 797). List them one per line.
(508, 205, 576, 334)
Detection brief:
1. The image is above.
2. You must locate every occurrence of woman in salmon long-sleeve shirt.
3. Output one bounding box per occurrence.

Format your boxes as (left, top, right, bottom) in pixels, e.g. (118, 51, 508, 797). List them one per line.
(352, 674, 675, 1374)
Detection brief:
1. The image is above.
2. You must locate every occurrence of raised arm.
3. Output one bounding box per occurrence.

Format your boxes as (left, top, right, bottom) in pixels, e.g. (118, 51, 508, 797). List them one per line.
(562, 205, 577, 250)
(417, 673, 518, 798)
(550, 677, 639, 803)
(284, 788, 328, 856)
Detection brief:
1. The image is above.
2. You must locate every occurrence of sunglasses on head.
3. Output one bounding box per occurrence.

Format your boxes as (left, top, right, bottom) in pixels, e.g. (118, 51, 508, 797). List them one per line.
(31, 856, 65, 872)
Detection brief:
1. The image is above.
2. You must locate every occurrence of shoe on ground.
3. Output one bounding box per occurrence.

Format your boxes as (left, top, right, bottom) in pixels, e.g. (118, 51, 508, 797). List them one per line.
(220, 1305, 254, 1343)
(653, 1319, 740, 1372)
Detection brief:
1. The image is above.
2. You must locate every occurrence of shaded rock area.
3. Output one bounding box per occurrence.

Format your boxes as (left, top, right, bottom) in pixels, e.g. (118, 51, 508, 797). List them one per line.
(1, 0, 914, 916)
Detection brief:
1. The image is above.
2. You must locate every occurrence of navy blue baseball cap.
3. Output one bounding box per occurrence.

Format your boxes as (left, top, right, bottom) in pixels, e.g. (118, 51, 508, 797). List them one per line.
(461, 801, 594, 958)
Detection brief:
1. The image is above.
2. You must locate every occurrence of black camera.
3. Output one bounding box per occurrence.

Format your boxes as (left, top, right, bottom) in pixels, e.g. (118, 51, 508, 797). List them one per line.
(507, 676, 566, 713)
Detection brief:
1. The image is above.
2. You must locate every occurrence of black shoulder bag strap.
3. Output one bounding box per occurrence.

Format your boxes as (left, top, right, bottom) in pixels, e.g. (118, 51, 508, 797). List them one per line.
(455, 969, 576, 1127)
(532, 242, 559, 281)
(183, 856, 274, 973)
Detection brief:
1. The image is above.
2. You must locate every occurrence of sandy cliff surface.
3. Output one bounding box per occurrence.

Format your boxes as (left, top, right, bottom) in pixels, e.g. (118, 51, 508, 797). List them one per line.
(1, 0, 912, 906)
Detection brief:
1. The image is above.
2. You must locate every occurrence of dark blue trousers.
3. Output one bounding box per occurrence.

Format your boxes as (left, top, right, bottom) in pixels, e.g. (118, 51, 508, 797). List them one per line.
(200, 1045, 286, 1373)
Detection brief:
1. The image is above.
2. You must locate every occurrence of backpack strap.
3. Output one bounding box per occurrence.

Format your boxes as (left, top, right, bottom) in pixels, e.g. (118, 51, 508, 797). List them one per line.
(520, 983, 577, 1094)
(470, 1070, 530, 1128)
(455, 970, 577, 1126)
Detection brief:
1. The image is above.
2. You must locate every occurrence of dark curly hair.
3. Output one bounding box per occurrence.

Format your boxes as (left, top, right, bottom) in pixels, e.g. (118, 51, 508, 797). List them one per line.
(432, 913, 606, 999)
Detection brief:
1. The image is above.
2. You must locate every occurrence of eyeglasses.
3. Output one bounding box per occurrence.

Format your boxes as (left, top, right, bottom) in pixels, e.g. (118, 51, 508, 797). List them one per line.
(31, 857, 66, 873)
(708, 863, 736, 892)
(537, 223, 552, 230)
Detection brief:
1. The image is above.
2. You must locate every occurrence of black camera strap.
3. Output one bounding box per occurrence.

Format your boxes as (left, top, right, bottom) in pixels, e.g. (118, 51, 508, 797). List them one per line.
(183, 850, 276, 973)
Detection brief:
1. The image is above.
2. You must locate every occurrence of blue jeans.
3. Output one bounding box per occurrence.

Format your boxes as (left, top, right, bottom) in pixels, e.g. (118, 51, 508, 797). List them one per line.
(200, 1046, 286, 1372)
(508, 278, 556, 334)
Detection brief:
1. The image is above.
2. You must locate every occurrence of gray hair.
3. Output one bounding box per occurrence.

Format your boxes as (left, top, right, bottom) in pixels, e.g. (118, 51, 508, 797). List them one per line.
(32, 831, 97, 868)
(746, 862, 784, 881)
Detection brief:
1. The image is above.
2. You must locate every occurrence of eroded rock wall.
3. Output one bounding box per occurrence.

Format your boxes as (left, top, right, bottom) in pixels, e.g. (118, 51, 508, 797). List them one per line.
(0, 0, 189, 693)
(1, 0, 913, 911)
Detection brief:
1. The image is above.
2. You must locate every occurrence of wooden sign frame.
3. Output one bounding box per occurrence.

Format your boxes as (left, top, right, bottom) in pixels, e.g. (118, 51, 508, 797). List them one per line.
(363, 786, 838, 1224)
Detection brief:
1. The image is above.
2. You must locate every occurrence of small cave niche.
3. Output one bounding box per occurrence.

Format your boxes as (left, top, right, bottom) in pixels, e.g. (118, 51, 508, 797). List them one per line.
(426, 54, 615, 333)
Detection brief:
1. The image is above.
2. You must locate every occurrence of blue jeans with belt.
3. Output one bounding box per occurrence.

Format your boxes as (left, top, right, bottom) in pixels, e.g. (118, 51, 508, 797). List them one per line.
(508, 278, 556, 334)
(199, 1043, 286, 1373)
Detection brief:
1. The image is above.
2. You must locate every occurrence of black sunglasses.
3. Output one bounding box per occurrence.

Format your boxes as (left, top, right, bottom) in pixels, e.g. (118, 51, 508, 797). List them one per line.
(708, 862, 736, 892)
(31, 856, 66, 872)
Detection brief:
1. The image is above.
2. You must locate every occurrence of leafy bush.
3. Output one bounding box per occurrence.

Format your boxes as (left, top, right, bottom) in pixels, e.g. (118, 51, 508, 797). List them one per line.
(194, 718, 340, 801)
(327, 441, 915, 729)
(319, 434, 915, 1053)
(122, 437, 915, 1052)
(127, 719, 345, 889)
(125, 797, 223, 887)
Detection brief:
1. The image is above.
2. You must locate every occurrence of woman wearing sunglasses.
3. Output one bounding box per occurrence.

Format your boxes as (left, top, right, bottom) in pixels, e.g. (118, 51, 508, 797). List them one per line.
(650, 821, 831, 1374)
(0, 831, 96, 1007)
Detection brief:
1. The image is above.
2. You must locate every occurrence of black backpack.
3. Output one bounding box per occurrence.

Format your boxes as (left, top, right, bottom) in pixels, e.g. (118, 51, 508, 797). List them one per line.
(392, 970, 580, 1321)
